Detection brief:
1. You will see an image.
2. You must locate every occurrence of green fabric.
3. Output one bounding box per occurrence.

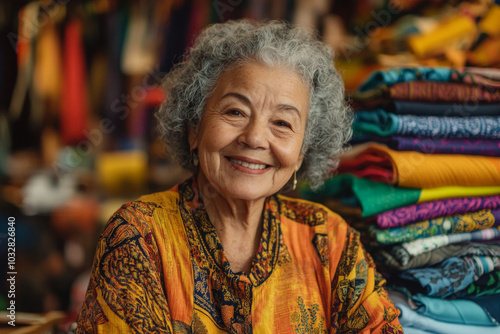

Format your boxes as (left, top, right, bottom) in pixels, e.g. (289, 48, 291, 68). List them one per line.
(302, 174, 421, 217)
(465, 271, 500, 297)
(352, 109, 399, 136)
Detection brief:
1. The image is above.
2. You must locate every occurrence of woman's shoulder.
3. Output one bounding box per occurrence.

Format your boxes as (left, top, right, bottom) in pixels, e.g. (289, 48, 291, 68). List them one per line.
(101, 186, 182, 241)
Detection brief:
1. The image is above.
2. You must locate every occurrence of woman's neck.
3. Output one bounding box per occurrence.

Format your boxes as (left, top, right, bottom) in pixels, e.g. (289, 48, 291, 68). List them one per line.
(196, 173, 265, 274)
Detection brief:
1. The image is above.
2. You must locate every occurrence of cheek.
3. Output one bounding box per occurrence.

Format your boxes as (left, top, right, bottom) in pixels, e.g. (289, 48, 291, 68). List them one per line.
(274, 139, 303, 169)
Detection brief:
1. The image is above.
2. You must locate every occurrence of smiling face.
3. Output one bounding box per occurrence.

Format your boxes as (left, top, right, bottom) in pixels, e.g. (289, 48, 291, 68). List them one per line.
(189, 61, 310, 202)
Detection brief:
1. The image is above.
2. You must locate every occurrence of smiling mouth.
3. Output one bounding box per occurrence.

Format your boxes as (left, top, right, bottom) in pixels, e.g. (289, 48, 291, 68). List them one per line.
(227, 157, 270, 170)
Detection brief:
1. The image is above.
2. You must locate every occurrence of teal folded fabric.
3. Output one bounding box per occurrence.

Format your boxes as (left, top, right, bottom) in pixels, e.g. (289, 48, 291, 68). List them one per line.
(353, 109, 399, 136)
(302, 174, 421, 217)
(411, 294, 498, 326)
(389, 290, 500, 334)
(358, 67, 452, 92)
(353, 109, 500, 139)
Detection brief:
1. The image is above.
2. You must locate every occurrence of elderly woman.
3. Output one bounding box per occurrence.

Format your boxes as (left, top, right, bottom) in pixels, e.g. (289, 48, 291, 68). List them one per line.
(76, 20, 402, 333)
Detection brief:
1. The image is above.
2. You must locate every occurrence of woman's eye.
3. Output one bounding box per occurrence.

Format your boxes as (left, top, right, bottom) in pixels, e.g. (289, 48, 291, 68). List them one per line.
(275, 120, 291, 128)
(227, 109, 243, 116)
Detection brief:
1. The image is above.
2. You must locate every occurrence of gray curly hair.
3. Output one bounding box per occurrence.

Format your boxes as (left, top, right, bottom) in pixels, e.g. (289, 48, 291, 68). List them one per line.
(156, 19, 353, 190)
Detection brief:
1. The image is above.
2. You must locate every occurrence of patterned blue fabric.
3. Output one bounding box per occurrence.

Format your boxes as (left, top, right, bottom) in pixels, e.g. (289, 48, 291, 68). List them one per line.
(358, 68, 451, 92)
(396, 114, 500, 139)
(353, 110, 500, 139)
(399, 256, 500, 298)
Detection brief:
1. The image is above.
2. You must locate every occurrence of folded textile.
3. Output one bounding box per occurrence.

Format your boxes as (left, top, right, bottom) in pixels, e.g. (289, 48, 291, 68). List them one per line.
(358, 67, 451, 92)
(338, 144, 500, 189)
(389, 290, 500, 333)
(407, 15, 476, 58)
(392, 101, 500, 117)
(399, 327, 433, 334)
(351, 136, 500, 157)
(397, 230, 500, 265)
(377, 195, 500, 228)
(376, 239, 500, 270)
(303, 174, 500, 217)
(353, 109, 500, 139)
(372, 209, 500, 245)
(462, 294, 500, 324)
(411, 293, 498, 326)
(389, 81, 500, 104)
(458, 271, 500, 298)
(399, 256, 500, 298)
(353, 84, 500, 112)
(451, 67, 500, 88)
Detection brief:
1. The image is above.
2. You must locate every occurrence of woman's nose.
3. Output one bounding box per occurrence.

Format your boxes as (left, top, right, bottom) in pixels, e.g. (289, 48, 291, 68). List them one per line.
(238, 119, 269, 149)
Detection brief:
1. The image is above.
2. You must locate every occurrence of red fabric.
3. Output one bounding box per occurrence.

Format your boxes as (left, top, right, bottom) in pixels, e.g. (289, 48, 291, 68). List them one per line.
(338, 150, 394, 182)
(60, 20, 89, 145)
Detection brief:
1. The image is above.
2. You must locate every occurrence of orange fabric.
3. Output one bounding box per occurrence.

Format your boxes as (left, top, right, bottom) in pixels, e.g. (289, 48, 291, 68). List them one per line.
(76, 177, 402, 333)
(348, 144, 500, 189)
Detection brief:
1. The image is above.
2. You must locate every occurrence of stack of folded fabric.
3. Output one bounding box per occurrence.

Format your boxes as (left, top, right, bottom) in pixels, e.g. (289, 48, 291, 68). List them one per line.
(303, 67, 500, 332)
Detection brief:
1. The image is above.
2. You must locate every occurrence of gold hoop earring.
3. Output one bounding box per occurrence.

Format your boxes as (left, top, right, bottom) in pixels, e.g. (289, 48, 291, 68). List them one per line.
(292, 171, 297, 191)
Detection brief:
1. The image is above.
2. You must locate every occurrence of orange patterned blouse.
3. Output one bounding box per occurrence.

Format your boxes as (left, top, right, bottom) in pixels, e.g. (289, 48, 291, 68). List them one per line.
(76, 177, 402, 333)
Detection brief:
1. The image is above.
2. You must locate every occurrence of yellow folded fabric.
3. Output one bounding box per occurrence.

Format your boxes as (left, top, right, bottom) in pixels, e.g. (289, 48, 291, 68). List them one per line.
(361, 144, 500, 189)
(408, 15, 477, 58)
(419, 185, 500, 203)
(479, 5, 500, 36)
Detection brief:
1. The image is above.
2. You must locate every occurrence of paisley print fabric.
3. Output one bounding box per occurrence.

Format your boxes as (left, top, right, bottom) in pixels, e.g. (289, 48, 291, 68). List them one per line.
(372, 209, 500, 245)
(376, 240, 500, 271)
(395, 113, 500, 139)
(399, 255, 500, 298)
(353, 109, 500, 139)
(377, 195, 500, 228)
(76, 177, 402, 333)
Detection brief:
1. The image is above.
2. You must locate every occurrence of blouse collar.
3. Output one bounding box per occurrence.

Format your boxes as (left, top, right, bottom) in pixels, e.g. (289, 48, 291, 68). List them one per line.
(178, 176, 281, 286)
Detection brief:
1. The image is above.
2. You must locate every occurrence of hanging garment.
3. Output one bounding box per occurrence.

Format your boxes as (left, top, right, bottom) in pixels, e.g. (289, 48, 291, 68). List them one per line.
(60, 19, 89, 145)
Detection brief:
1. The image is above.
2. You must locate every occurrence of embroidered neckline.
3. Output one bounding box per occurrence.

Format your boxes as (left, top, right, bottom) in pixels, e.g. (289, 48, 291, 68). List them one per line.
(178, 177, 281, 286)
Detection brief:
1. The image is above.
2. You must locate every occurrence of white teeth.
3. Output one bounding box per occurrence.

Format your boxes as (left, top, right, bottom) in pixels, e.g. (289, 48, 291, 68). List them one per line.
(229, 158, 267, 170)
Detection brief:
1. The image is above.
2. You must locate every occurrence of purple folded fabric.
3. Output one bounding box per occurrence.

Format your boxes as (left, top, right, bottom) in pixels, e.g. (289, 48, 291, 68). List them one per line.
(377, 195, 500, 228)
(351, 136, 500, 156)
(393, 137, 500, 156)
